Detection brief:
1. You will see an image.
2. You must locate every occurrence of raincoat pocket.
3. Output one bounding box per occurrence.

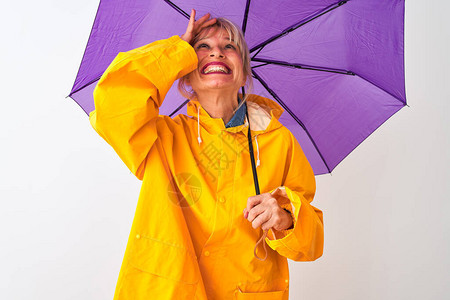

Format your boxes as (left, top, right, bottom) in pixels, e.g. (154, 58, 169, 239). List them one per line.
(129, 234, 199, 285)
(234, 286, 288, 300)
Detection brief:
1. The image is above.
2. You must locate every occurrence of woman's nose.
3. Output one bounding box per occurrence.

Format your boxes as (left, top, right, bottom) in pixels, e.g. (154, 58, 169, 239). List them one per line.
(209, 47, 224, 58)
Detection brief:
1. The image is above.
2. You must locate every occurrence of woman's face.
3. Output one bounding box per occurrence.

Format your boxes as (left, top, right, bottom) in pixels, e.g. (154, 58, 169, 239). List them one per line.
(188, 27, 246, 95)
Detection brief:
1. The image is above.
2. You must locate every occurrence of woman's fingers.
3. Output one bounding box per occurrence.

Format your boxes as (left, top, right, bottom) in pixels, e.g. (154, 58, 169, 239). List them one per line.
(246, 203, 265, 223)
(180, 9, 195, 43)
(244, 192, 290, 231)
(181, 10, 216, 44)
(187, 9, 195, 32)
(251, 210, 271, 230)
(193, 13, 216, 36)
(201, 17, 217, 30)
(245, 195, 262, 219)
(195, 12, 210, 25)
(180, 9, 196, 43)
(197, 13, 216, 28)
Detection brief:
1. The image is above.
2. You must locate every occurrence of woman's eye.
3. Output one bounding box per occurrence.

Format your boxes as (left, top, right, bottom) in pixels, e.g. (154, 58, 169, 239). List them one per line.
(225, 44, 236, 50)
(197, 43, 209, 49)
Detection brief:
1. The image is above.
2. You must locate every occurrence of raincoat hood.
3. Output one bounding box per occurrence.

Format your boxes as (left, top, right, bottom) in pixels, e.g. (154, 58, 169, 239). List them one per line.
(187, 94, 284, 136)
(188, 94, 285, 169)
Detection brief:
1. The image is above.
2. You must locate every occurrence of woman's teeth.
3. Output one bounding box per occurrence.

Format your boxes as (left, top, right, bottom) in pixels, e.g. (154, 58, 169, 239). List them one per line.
(203, 65, 229, 74)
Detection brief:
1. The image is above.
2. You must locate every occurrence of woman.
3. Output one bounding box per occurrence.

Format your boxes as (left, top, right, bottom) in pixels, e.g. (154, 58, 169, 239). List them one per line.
(90, 9, 323, 300)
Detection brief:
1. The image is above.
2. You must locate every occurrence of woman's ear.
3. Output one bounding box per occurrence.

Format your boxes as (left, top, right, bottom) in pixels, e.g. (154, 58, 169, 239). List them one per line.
(185, 73, 191, 85)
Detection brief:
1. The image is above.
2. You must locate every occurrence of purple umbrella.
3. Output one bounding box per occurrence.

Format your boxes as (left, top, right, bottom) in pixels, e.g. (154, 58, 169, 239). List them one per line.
(69, 0, 406, 175)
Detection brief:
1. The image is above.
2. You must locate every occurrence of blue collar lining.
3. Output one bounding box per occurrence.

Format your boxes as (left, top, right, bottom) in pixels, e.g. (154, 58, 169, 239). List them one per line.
(225, 97, 247, 128)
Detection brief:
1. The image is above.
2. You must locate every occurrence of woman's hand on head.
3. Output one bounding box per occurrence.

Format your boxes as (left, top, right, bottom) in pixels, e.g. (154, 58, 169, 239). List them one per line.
(243, 193, 293, 231)
(180, 9, 216, 44)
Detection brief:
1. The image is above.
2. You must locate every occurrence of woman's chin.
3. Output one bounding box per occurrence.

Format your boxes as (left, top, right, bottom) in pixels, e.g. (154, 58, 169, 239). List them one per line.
(195, 80, 240, 92)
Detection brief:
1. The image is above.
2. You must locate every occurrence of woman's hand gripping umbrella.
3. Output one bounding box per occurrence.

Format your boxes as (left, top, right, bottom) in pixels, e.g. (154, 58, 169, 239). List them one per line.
(244, 188, 295, 261)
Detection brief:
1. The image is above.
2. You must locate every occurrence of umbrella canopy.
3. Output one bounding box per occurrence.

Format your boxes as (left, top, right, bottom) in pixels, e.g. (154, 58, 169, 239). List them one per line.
(69, 0, 406, 175)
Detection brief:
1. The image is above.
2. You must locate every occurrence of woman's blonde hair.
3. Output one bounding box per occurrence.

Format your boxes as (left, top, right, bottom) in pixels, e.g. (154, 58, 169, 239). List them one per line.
(178, 17, 253, 112)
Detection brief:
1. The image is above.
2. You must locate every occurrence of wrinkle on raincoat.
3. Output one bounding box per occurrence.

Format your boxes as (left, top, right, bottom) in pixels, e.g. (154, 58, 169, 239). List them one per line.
(89, 35, 324, 300)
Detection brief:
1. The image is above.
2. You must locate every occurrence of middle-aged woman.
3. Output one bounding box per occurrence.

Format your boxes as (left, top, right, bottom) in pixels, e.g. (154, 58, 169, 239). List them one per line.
(89, 9, 324, 300)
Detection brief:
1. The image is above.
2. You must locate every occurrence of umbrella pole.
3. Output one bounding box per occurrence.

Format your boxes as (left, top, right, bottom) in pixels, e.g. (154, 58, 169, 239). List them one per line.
(243, 87, 268, 261)
(243, 88, 260, 195)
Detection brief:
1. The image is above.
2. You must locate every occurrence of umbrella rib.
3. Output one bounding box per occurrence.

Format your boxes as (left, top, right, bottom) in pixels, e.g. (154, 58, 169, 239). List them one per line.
(252, 70, 332, 173)
(68, 75, 102, 97)
(252, 58, 355, 75)
(68, 0, 102, 97)
(163, 0, 190, 19)
(249, 0, 349, 53)
(253, 59, 406, 105)
(355, 74, 407, 105)
(241, 0, 252, 34)
(169, 99, 190, 117)
(251, 62, 270, 69)
(251, 47, 264, 60)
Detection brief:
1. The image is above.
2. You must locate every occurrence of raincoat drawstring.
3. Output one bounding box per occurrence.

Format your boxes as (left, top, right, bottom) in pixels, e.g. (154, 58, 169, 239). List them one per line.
(254, 230, 269, 261)
(255, 135, 260, 167)
(252, 189, 281, 261)
(197, 105, 202, 145)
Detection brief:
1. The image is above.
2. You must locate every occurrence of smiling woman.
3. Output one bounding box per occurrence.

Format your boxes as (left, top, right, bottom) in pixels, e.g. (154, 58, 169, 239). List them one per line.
(89, 8, 323, 300)
(187, 27, 245, 108)
(178, 16, 253, 125)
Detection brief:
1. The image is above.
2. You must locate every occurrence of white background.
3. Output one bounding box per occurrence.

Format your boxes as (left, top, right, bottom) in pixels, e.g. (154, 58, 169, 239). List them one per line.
(1, 1, 449, 299)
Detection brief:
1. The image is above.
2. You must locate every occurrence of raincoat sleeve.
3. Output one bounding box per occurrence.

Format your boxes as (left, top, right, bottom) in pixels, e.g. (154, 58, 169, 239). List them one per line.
(88, 35, 198, 180)
(265, 131, 324, 261)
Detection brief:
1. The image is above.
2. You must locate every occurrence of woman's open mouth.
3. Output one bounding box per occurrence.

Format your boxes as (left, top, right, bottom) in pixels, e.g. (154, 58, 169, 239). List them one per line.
(201, 62, 231, 75)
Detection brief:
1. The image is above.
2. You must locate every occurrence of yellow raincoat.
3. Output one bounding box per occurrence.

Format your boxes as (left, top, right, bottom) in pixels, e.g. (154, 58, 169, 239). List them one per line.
(89, 35, 324, 300)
